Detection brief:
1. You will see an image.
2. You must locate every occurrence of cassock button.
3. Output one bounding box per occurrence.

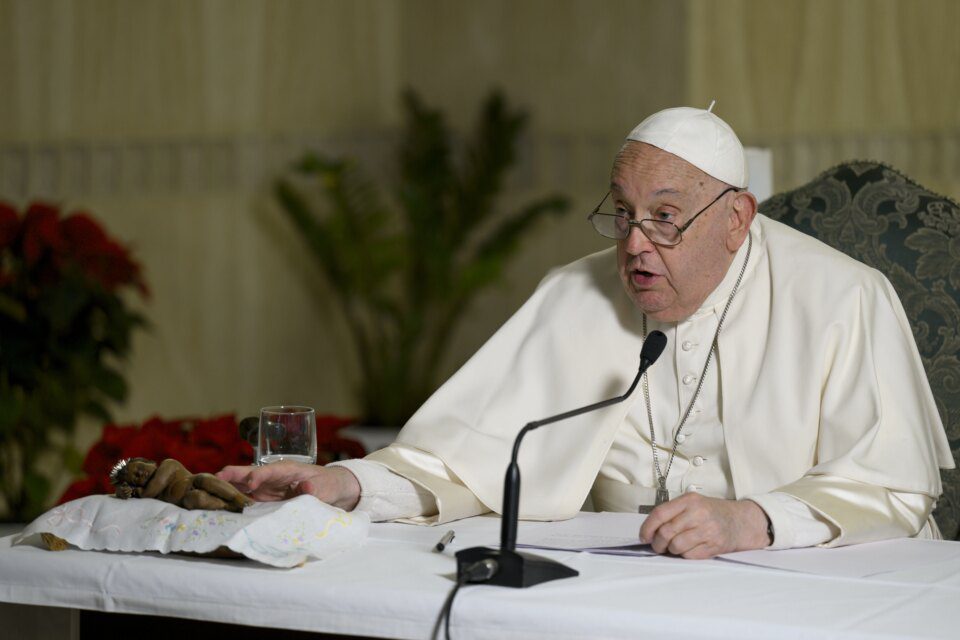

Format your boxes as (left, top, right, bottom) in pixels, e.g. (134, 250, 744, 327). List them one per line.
(676, 433, 687, 443)
(682, 374, 697, 385)
(692, 455, 705, 467)
(681, 341, 695, 351)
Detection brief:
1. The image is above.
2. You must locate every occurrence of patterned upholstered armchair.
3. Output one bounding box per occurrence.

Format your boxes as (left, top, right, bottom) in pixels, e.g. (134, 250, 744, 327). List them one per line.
(759, 161, 960, 540)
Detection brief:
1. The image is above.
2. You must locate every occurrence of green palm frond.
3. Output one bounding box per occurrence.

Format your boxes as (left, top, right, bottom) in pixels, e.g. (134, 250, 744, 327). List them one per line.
(453, 91, 527, 243)
(275, 89, 570, 426)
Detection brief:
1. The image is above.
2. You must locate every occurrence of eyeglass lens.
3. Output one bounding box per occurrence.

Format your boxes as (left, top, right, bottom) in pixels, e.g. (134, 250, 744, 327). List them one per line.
(590, 214, 679, 245)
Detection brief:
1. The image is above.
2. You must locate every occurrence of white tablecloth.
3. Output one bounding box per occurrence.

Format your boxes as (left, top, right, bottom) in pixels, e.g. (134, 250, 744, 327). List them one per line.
(1, 513, 959, 639)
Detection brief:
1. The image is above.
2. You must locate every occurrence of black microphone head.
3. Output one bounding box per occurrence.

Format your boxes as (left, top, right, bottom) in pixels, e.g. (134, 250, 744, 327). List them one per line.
(640, 330, 667, 366)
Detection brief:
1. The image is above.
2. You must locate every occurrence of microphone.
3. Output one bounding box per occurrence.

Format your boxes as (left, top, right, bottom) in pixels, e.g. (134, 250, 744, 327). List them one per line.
(456, 330, 667, 588)
(640, 330, 667, 371)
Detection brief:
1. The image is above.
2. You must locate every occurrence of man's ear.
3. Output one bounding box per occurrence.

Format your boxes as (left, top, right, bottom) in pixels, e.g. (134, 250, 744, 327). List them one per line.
(726, 190, 757, 252)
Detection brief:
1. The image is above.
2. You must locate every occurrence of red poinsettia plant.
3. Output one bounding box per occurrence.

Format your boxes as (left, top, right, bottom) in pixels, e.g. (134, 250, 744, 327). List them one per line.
(60, 414, 251, 503)
(0, 201, 148, 521)
(59, 413, 365, 503)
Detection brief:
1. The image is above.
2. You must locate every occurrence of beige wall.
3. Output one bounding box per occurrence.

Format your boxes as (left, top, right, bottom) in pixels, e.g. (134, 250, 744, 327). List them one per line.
(0, 1, 958, 489)
(687, 0, 960, 196)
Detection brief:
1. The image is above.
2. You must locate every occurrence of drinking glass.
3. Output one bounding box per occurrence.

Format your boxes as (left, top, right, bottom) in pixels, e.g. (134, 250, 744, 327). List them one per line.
(257, 405, 317, 465)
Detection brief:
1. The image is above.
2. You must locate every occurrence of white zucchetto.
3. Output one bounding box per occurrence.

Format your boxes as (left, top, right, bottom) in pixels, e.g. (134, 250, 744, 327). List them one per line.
(626, 104, 748, 189)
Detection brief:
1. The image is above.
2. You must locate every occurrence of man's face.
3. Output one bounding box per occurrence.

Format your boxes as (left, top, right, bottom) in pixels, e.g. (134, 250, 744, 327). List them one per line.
(613, 142, 743, 323)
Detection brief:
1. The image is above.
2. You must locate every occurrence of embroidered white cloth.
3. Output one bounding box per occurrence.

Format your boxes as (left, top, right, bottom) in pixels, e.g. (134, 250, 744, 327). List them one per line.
(14, 494, 368, 568)
(2, 513, 959, 639)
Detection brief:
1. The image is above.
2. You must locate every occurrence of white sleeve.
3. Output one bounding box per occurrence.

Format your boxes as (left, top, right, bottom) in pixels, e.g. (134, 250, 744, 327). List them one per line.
(748, 492, 838, 549)
(749, 489, 932, 550)
(328, 459, 438, 522)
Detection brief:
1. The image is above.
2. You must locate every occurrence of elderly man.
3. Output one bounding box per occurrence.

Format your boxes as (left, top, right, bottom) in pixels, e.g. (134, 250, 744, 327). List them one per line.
(219, 106, 954, 559)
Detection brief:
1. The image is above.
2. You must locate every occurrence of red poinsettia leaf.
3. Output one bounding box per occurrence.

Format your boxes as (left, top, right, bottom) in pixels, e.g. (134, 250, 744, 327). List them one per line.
(59, 211, 149, 295)
(21, 202, 65, 266)
(61, 212, 110, 255)
(99, 423, 138, 448)
(126, 428, 174, 462)
(141, 415, 188, 440)
(158, 440, 197, 470)
(63, 412, 256, 507)
(81, 440, 119, 476)
(191, 414, 239, 449)
(229, 441, 255, 465)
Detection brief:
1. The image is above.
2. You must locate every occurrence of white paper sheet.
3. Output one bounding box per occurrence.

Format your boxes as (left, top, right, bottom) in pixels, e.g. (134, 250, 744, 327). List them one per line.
(720, 537, 960, 578)
(368, 511, 652, 556)
(516, 511, 655, 556)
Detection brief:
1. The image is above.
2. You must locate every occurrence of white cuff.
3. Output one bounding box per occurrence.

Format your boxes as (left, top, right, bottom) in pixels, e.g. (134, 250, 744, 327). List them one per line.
(328, 459, 438, 522)
(747, 492, 838, 550)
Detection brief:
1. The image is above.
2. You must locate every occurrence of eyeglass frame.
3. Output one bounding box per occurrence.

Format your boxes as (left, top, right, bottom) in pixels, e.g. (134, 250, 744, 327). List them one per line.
(587, 186, 740, 246)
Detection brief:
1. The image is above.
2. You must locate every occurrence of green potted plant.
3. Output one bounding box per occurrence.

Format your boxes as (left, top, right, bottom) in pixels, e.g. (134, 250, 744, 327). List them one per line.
(0, 202, 148, 521)
(276, 89, 569, 427)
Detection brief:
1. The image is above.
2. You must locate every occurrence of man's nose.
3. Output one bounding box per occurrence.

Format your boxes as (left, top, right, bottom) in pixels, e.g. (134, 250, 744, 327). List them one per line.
(623, 224, 654, 254)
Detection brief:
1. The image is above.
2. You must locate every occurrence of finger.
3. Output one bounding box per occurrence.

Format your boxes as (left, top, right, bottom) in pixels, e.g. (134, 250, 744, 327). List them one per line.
(647, 503, 707, 554)
(649, 515, 696, 554)
(247, 482, 295, 502)
(224, 468, 283, 499)
(215, 465, 252, 484)
(639, 495, 694, 543)
(216, 467, 257, 493)
(679, 541, 718, 560)
(222, 463, 327, 501)
(650, 521, 690, 555)
(663, 525, 711, 557)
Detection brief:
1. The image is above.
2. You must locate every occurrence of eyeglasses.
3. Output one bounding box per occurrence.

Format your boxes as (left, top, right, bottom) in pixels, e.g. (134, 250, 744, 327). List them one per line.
(587, 186, 739, 246)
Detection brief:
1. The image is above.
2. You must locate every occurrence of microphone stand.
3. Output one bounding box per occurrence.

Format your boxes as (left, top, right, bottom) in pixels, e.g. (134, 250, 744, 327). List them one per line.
(455, 331, 666, 588)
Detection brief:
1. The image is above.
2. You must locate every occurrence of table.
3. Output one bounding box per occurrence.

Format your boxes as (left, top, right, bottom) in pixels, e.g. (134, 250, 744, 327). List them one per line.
(1, 514, 959, 639)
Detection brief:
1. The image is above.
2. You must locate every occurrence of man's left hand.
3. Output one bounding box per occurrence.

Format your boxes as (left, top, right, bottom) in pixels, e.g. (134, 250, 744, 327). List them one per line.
(639, 494, 771, 559)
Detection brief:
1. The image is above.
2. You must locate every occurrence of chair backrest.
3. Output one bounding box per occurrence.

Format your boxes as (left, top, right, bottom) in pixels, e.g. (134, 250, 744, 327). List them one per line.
(759, 160, 960, 540)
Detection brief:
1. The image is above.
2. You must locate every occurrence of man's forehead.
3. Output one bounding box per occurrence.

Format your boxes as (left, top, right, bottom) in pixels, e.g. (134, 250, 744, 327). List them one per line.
(611, 142, 710, 198)
(609, 182, 686, 197)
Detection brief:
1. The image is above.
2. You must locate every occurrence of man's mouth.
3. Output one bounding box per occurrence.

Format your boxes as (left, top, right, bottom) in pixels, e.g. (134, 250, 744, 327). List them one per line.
(630, 269, 660, 287)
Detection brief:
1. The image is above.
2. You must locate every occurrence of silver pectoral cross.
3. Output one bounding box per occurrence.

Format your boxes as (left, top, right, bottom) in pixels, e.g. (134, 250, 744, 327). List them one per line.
(655, 479, 669, 506)
(638, 480, 671, 514)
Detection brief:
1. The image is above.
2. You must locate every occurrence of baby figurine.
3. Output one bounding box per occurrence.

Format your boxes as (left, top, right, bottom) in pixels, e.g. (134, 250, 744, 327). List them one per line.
(110, 457, 253, 512)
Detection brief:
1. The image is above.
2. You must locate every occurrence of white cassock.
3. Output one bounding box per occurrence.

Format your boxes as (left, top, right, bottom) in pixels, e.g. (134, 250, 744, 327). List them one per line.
(334, 214, 955, 548)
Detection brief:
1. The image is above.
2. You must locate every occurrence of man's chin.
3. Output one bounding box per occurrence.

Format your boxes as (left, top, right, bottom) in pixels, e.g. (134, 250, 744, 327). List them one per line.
(630, 296, 666, 319)
(641, 309, 677, 323)
(628, 293, 684, 323)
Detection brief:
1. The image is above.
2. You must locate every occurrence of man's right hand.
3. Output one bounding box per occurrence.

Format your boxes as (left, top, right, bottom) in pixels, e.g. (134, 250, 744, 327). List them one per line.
(216, 462, 361, 511)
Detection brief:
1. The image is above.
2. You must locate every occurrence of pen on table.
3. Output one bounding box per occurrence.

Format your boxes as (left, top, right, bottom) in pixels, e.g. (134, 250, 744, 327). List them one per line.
(434, 530, 455, 552)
